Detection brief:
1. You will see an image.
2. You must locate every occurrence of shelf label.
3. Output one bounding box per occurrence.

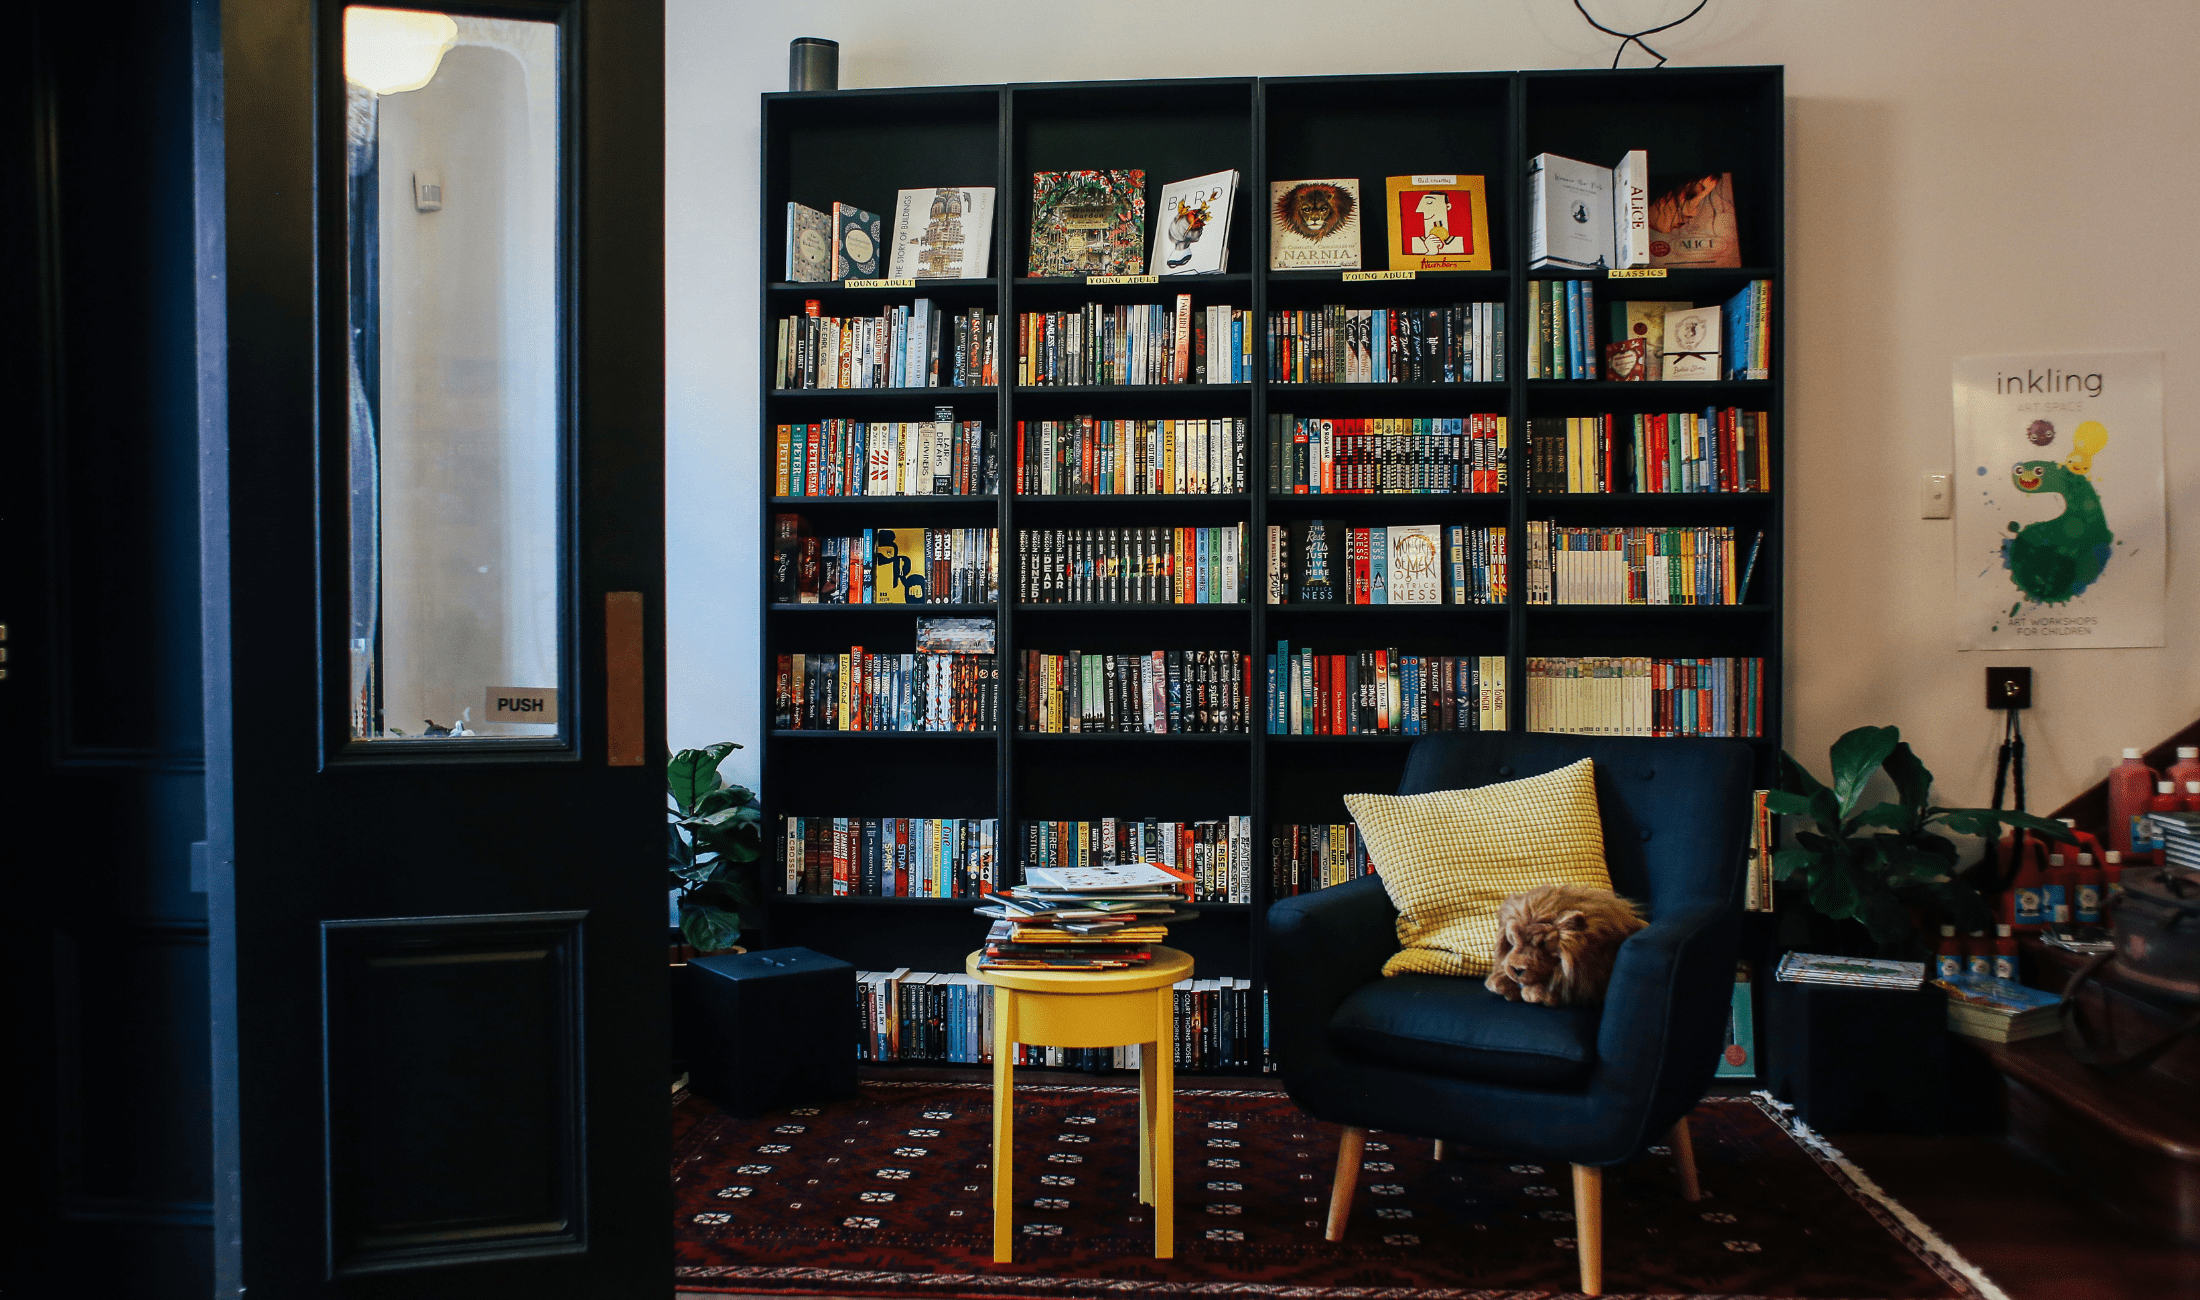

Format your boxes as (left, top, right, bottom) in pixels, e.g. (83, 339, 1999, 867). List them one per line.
(846, 278, 917, 289)
(1609, 267, 1668, 279)
(1085, 274, 1159, 285)
(1342, 270, 1416, 282)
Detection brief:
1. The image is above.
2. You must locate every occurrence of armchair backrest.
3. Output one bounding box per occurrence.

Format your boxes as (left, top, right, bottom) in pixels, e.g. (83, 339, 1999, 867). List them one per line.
(1395, 733, 1755, 919)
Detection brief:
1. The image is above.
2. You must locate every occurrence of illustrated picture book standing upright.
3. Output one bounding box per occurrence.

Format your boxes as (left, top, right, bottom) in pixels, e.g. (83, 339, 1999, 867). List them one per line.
(1268, 178, 1361, 271)
(1028, 170, 1147, 277)
(1382, 175, 1490, 272)
(889, 186, 997, 279)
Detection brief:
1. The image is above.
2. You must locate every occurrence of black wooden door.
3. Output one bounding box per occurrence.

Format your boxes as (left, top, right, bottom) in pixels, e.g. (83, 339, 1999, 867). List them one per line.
(205, 0, 667, 1294)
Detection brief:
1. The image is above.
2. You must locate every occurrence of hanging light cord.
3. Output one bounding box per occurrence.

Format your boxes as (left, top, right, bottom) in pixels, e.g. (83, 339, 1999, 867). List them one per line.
(1573, 0, 1710, 69)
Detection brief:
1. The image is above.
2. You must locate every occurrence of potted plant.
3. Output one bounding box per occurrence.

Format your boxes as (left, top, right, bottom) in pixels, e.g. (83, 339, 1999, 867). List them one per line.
(667, 742, 765, 956)
(1763, 724, 2072, 1132)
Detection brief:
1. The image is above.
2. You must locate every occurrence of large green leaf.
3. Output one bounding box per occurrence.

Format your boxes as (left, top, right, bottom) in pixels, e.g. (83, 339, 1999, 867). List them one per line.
(1829, 726, 1900, 818)
(1777, 751, 1829, 800)
(1808, 864, 1863, 919)
(1881, 741, 1934, 813)
(1772, 847, 1813, 882)
(1930, 807, 2075, 841)
(680, 904, 743, 954)
(1849, 802, 1911, 832)
(1763, 789, 1815, 818)
(1856, 891, 1915, 945)
(667, 742, 741, 815)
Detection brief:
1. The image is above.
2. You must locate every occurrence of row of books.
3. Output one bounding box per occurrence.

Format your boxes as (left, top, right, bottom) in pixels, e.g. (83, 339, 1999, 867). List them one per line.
(769, 521, 999, 605)
(773, 418, 997, 498)
(1265, 304, 1506, 384)
(1267, 521, 1507, 606)
(1742, 790, 1775, 912)
(1016, 525, 1249, 604)
(1267, 415, 1509, 495)
(1523, 522, 1762, 606)
(1271, 822, 1373, 898)
(852, 969, 1260, 1071)
(1019, 817, 1253, 903)
(1524, 656, 1765, 738)
(773, 651, 1000, 732)
(1270, 645, 1508, 736)
(772, 302, 997, 389)
(779, 815, 1002, 898)
(785, 188, 997, 283)
(1016, 649, 1251, 734)
(1014, 417, 1247, 496)
(1525, 409, 1771, 495)
(1015, 300, 1254, 386)
(1529, 152, 1740, 273)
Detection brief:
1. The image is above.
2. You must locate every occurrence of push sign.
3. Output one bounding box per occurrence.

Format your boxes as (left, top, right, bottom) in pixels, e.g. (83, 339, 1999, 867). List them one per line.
(485, 687, 559, 724)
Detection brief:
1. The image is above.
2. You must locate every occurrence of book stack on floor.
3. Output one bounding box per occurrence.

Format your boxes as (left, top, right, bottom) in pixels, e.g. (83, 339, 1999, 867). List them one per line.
(1935, 974, 2062, 1043)
(1774, 952, 1927, 991)
(976, 861, 1195, 972)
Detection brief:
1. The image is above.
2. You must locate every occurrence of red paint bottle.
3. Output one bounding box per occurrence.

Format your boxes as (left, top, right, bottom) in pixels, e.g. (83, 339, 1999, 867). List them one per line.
(1965, 929, 1994, 978)
(2167, 746, 2200, 793)
(2108, 748, 2161, 858)
(2007, 837, 2048, 933)
(1935, 924, 1964, 981)
(1993, 924, 2019, 982)
(2145, 782, 2182, 866)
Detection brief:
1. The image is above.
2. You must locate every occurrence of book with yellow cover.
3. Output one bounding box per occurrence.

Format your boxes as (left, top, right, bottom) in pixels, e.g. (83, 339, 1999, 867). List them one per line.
(1383, 175, 1491, 272)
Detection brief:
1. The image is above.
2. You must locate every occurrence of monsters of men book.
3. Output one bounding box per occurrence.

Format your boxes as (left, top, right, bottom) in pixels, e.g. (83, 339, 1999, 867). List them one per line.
(1027, 170, 1147, 277)
(831, 201, 883, 280)
(888, 186, 997, 279)
(1382, 175, 1489, 272)
(785, 201, 833, 282)
(1268, 178, 1361, 271)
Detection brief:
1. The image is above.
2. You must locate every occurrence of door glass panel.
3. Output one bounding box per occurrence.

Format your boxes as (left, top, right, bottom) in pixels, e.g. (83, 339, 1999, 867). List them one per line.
(344, 6, 562, 742)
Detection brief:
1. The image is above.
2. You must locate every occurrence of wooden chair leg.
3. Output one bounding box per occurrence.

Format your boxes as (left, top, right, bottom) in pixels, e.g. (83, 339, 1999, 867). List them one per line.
(1670, 1117, 1702, 1202)
(1571, 1164, 1604, 1296)
(1431, 1139, 1446, 1162)
(1324, 1127, 1365, 1241)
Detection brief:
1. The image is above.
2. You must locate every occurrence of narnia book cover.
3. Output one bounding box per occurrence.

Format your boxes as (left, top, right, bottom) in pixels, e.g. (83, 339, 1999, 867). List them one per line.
(1382, 175, 1490, 272)
(1647, 172, 1741, 268)
(1268, 178, 1361, 271)
(1027, 170, 1147, 277)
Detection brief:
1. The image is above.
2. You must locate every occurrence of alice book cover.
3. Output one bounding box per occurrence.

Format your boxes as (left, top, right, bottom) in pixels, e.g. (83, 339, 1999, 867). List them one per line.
(831, 201, 882, 279)
(1027, 170, 1147, 277)
(1647, 172, 1742, 268)
(1382, 175, 1490, 272)
(1150, 169, 1238, 275)
(1268, 178, 1361, 271)
(785, 201, 832, 281)
(888, 186, 996, 279)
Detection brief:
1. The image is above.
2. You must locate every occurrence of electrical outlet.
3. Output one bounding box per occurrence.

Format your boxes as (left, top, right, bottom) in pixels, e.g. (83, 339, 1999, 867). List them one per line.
(1986, 667, 2032, 710)
(1921, 472, 1952, 518)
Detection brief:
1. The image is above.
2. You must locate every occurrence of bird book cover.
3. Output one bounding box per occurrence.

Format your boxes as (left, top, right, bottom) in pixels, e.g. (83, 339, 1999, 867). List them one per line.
(1150, 170, 1237, 275)
(1383, 175, 1490, 272)
(1027, 170, 1146, 277)
(1953, 351, 2164, 650)
(1268, 179, 1361, 271)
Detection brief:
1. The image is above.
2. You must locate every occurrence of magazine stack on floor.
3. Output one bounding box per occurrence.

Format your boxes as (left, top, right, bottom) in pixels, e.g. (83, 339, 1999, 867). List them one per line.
(1773, 951, 1926, 992)
(975, 860, 1196, 971)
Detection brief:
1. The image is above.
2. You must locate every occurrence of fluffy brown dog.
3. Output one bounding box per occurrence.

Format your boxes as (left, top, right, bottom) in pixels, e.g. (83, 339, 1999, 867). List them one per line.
(1484, 884, 1647, 1006)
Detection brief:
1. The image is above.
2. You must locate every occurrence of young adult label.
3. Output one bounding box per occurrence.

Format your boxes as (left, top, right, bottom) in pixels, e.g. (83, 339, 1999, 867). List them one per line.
(1086, 274, 1159, 285)
(1342, 270, 1416, 282)
(485, 687, 559, 723)
(846, 278, 917, 289)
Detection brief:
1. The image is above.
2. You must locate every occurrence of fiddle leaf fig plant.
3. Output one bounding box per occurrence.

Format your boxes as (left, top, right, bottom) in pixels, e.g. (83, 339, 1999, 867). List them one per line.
(1769, 725, 2073, 954)
(667, 742, 764, 953)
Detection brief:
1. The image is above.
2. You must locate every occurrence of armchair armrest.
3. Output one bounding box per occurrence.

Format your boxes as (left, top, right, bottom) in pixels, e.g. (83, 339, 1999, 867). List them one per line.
(1593, 900, 1742, 1124)
(1264, 876, 1398, 1075)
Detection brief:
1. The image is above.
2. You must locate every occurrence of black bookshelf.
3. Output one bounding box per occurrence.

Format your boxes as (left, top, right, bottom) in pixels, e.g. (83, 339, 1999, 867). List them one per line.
(757, 67, 1784, 1073)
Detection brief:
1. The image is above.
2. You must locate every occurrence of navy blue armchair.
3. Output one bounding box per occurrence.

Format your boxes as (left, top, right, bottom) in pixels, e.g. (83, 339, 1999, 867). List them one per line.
(1267, 733, 1754, 1296)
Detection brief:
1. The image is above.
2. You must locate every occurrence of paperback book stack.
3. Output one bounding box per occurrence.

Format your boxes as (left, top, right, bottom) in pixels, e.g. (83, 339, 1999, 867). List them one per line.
(2155, 811, 2200, 871)
(976, 861, 1194, 972)
(1773, 952, 1926, 992)
(1935, 974, 2061, 1043)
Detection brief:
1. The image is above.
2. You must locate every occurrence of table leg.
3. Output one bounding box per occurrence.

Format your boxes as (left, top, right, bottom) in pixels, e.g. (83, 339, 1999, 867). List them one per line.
(1152, 992, 1174, 1259)
(992, 990, 1015, 1264)
(1137, 1042, 1156, 1207)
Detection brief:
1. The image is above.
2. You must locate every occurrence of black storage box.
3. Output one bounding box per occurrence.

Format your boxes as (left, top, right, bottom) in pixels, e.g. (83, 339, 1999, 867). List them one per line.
(685, 947, 857, 1117)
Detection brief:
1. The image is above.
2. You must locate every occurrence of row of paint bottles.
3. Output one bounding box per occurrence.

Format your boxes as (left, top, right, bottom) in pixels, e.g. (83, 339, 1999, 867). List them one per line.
(1936, 923, 2018, 981)
(2007, 843, 2123, 932)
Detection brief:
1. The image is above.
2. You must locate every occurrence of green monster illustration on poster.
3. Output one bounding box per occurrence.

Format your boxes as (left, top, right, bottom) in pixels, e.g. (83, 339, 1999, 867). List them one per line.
(1954, 352, 2163, 650)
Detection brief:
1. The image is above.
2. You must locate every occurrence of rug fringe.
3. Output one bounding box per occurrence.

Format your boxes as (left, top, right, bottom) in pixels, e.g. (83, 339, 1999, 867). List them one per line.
(1745, 1091, 2011, 1300)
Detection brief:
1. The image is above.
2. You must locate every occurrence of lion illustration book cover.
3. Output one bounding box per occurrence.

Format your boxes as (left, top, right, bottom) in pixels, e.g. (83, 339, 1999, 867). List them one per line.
(887, 186, 996, 280)
(1268, 178, 1361, 271)
(1150, 169, 1238, 275)
(1027, 170, 1146, 278)
(1382, 175, 1490, 272)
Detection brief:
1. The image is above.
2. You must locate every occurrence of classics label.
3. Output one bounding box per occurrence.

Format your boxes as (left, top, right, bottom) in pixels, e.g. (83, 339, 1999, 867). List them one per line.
(1608, 268, 1669, 279)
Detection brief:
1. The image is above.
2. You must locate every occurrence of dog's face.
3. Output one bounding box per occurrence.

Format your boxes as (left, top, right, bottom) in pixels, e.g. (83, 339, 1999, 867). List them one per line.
(1495, 909, 1589, 1006)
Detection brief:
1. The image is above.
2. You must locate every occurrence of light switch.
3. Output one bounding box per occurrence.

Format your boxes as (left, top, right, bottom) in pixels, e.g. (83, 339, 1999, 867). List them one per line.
(1921, 472, 1952, 518)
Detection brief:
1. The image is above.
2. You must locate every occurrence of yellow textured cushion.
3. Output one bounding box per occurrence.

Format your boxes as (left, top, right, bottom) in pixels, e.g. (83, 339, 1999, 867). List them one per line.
(1344, 758, 1611, 978)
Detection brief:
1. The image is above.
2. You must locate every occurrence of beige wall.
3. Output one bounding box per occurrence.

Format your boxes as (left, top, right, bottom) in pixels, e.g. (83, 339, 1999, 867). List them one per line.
(668, 0, 2200, 810)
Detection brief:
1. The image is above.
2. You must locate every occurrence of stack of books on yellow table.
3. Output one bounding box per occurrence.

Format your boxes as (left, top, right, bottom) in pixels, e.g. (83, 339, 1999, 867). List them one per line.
(975, 861, 1196, 971)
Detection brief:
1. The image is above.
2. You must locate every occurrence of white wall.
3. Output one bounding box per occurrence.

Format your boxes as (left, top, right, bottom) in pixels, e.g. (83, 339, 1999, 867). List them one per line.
(667, 0, 2200, 808)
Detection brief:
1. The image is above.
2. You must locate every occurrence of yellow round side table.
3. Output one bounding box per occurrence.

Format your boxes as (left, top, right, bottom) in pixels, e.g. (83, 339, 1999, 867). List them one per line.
(965, 946, 1193, 1264)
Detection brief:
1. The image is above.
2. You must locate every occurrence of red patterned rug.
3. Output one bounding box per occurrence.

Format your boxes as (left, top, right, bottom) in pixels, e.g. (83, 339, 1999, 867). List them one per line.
(673, 1080, 2003, 1300)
